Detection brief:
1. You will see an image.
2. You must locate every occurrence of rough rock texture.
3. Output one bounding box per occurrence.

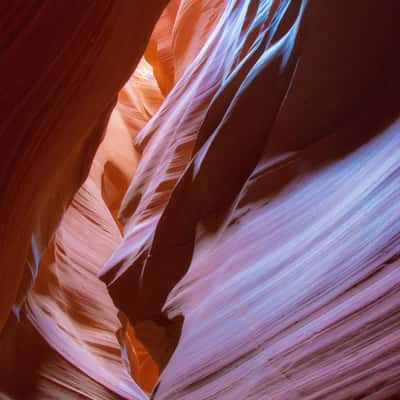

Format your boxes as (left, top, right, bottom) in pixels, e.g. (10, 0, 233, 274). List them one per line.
(1, 0, 400, 399)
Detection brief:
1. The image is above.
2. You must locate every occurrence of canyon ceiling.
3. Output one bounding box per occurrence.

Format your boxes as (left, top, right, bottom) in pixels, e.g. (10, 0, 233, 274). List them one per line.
(0, 0, 400, 399)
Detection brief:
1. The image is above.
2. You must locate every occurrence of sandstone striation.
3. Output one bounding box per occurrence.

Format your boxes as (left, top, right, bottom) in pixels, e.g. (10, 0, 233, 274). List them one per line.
(1, 1, 400, 399)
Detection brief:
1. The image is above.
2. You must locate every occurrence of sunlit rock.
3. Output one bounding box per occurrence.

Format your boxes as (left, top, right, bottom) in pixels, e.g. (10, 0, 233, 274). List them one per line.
(1, 0, 400, 399)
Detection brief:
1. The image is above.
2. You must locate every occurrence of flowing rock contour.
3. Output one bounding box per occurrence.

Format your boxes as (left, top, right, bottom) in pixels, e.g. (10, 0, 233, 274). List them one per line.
(1, 0, 400, 399)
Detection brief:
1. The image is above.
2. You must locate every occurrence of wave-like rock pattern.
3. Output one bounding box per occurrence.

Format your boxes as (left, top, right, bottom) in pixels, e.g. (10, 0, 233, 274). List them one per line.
(1, 0, 400, 399)
(0, 52, 163, 398)
(0, 0, 167, 333)
(0, 1, 166, 398)
(101, 0, 400, 398)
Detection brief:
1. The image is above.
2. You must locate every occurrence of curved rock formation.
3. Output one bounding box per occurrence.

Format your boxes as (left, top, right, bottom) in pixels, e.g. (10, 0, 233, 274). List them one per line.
(1, 0, 400, 399)
(0, 0, 166, 333)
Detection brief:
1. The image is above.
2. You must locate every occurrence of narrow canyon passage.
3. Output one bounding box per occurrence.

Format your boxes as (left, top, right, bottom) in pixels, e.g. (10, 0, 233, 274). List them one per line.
(1, 1, 400, 399)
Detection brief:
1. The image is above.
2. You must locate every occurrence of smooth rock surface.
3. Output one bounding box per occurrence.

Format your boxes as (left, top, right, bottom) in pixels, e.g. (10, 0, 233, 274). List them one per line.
(1, 1, 400, 399)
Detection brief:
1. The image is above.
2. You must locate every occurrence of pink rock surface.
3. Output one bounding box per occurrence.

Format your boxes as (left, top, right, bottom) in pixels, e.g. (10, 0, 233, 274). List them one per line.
(0, 0, 166, 333)
(101, 0, 400, 398)
(1, 0, 400, 399)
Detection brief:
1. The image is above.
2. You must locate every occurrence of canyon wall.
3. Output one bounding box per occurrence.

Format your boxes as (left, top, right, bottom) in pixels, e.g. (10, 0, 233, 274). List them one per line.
(1, 0, 400, 399)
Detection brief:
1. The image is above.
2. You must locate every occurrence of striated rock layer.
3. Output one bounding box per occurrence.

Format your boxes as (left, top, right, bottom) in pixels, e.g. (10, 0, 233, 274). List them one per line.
(101, 0, 400, 398)
(1, 0, 400, 399)
(0, 1, 166, 398)
(0, 0, 167, 333)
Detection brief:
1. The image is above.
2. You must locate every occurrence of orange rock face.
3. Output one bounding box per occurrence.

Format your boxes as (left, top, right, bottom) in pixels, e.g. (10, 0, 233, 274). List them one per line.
(1, 0, 400, 399)
(0, 0, 167, 333)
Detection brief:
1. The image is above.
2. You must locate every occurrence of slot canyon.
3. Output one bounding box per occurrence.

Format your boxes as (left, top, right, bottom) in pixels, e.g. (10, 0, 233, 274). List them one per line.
(0, 1, 400, 399)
